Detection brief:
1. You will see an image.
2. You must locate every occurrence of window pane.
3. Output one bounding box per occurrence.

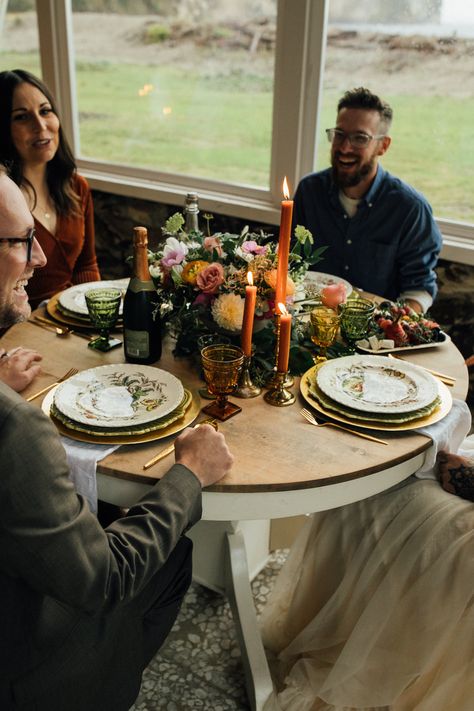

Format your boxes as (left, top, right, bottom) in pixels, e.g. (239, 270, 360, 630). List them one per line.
(0, 2, 42, 77)
(318, 0, 474, 223)
(71, 1, 276, 188)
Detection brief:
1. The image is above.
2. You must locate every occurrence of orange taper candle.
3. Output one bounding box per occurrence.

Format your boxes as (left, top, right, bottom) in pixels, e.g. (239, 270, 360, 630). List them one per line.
(277, 303, 292, 372)
(241, 272, 257, 357)
(275, 176, 294, 309)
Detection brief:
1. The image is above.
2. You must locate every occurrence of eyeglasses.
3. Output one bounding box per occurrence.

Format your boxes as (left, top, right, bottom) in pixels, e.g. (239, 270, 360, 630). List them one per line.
(0, 227, 35, 262)
(326, 128, 386, 149)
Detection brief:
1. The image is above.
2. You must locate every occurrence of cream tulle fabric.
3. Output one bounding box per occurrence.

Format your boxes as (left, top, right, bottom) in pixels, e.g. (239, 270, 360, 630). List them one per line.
(261, 477, 473, 711)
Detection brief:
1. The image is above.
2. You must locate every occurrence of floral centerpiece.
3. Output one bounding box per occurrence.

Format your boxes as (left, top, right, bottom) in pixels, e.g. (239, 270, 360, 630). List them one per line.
(148, 211, 326, 380)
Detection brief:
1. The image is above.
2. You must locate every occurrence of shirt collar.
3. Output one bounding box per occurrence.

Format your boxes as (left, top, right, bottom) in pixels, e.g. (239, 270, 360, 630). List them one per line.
(328, 163, 386, 205)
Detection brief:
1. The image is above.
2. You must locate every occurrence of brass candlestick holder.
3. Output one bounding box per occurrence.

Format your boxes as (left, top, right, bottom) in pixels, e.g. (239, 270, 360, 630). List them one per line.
(264, 310, 295, 405)
(264, 370, 295, 406)
(265, 310, 294, 389)
(235, 353, 261, 398)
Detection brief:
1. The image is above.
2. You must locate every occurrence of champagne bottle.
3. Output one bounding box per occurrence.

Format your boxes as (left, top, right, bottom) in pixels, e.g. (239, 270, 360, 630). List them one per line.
(184, 192, 199, 233)
(123, 226, 162, 364)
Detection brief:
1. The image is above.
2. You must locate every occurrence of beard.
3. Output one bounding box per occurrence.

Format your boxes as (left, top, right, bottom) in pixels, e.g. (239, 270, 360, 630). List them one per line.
(331, 151, 377, 189)
(0, 298, 30, 330)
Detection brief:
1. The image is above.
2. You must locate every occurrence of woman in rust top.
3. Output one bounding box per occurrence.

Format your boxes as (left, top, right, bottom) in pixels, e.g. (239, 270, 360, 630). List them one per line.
(0, 69, 100, 308)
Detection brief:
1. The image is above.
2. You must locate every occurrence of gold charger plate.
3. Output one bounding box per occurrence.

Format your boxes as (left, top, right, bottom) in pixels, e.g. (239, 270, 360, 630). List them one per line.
(300, 365, 452, 431)
(42, 386, 200, 444)
(46, 291, 123, 331)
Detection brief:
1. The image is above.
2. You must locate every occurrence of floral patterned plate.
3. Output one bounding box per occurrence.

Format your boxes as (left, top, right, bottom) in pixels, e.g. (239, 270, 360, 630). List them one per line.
(300, 366, 452, 432)
(58, 279, 129, 316)
(43, 387, 200, 445)
(316, 355, 439, 414)
(54, 364, 184, 427)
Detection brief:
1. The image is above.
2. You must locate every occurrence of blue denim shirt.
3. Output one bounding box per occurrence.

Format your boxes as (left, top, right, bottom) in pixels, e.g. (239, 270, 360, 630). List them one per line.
(293, 165, 442, 301)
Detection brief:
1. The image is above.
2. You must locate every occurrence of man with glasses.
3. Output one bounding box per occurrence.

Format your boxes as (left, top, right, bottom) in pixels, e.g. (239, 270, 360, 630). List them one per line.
(294, 87, 442, 312)
(0, 180, 45, 389)
(0, 170, 234, 710)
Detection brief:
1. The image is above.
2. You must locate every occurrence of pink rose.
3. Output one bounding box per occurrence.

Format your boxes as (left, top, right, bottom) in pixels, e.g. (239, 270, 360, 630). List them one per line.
(192, 292, 213, 308)
(321, 283, 347, 310)
(196, 262, 225, 294)
(203, 236, 224, 257)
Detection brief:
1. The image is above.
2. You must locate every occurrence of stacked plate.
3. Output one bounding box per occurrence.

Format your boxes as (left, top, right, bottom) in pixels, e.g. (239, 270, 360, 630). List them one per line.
(43, 364, 199, 444)
(47, 279, 129, 327)
(300, 355, 452, 432)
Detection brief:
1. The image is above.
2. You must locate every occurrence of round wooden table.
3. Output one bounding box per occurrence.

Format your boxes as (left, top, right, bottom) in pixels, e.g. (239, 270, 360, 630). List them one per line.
(3, 313, 469, 711)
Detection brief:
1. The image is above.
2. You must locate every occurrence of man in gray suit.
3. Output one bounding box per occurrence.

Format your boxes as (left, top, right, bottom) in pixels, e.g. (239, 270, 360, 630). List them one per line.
(0, 170, 234, 710)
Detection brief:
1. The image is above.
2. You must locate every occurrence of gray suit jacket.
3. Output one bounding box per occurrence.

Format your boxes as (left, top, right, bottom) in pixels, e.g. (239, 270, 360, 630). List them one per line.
(0, 381, 202, 710)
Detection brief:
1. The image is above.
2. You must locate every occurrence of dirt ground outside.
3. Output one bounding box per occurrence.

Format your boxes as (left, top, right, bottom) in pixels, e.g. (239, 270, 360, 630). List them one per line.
(2, 12, 474, 96)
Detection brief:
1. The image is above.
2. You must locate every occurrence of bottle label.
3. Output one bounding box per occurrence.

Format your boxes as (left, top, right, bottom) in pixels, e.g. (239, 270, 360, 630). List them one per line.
(125, 329, 150, 357)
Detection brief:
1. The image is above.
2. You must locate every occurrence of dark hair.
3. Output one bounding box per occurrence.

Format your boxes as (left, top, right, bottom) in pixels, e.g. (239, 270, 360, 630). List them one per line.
(0, 69, 79, 215)
(337, 87, 393, 132)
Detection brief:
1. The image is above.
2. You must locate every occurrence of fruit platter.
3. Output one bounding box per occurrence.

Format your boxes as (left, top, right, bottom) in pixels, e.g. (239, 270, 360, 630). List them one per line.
(355, 301, 450, 353)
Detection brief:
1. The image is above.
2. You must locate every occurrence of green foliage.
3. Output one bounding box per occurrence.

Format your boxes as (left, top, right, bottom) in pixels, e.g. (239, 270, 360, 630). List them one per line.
(144, 23, 171, 44)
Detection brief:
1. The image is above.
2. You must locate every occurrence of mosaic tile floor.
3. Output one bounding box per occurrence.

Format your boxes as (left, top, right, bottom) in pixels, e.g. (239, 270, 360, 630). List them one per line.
(130, 550, 287, 711)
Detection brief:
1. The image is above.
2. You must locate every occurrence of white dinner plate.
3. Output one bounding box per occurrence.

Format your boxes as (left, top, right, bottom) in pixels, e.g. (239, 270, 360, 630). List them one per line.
(58, 278, 129, 316)
(316, 355, 439, 414)
(53, 364, 184, 428)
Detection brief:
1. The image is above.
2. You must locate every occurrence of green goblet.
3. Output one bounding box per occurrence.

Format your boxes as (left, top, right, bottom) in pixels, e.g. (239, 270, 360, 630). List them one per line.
(85, 287, 122, 352)
(340, 298, 375, 345)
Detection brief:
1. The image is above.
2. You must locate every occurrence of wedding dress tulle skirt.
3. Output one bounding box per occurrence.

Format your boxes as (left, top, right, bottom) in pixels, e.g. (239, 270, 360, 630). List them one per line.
(260, 477, 474, 711)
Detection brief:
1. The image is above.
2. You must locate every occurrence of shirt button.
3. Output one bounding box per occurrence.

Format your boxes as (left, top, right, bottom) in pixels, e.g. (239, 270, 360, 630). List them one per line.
(343, 214, 348, 219)
(368, 202, 373, 207)
(344, 265, 349, 271)
(347, 239, 352, 245)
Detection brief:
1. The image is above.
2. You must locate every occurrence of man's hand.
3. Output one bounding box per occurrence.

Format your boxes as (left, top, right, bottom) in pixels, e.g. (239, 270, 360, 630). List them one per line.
(174, 424, 234, 487)
(0, 346, 42, 392)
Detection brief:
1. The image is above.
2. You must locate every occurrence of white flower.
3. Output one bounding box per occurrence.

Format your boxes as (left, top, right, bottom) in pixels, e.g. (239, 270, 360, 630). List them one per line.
(149, 264, 162, 280)
(161, 237, 189, 268)
(234, 246, 254, 263)
(211, 293, 245, 332)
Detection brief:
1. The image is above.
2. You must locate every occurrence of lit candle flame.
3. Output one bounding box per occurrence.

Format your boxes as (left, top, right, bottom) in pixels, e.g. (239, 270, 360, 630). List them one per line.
(247, 271, 254, 286)
(278, 302, 288, 316)
(282, 176, 290, 200)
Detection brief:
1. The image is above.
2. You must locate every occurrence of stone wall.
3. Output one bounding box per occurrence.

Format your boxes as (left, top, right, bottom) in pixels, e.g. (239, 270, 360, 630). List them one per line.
(92, 187, 474, 409)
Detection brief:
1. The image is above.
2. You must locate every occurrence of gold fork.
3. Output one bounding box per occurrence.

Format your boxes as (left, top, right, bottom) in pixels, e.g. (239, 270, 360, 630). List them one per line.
(300, 408, 388, 445)
(143, 419, 219, 470)
(26, 367, 79, 403)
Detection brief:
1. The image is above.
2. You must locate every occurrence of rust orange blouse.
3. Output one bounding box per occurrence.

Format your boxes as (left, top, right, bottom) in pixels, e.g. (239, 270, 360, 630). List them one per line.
(27, 174, 101, 308)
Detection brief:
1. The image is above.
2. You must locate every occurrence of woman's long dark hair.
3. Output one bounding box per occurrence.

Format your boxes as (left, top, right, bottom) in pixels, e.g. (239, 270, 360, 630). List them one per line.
(0, 68, 79, 215)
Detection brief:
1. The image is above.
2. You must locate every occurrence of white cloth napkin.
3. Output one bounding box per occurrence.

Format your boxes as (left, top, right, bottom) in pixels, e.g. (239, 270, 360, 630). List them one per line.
(414, 399, 472, 480)
(60, 436, 120, 513)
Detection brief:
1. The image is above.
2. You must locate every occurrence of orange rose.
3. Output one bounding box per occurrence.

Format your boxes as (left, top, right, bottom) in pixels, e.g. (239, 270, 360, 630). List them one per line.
(181, 260, 208, 285)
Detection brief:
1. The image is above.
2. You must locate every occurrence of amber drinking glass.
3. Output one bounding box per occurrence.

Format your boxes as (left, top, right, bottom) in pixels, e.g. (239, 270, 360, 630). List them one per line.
(200, 344, 245, 420)
(197, 333, 231, 399)
(310, 306, 340, 363)
(85, 287, 122, 352)
(340, 298, 375, 344)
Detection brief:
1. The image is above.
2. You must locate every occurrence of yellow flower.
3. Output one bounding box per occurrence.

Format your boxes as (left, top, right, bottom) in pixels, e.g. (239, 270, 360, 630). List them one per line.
(264, 269, 295, 295)
(211, 293, 245, 332)
(181, 260, 208, 285)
